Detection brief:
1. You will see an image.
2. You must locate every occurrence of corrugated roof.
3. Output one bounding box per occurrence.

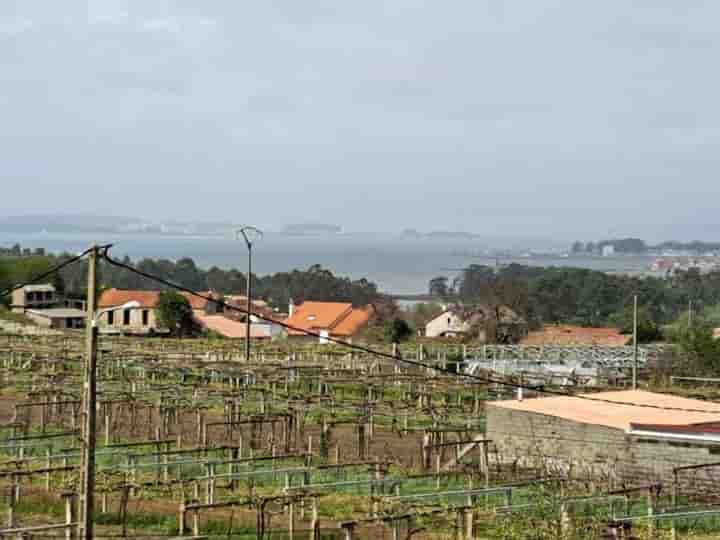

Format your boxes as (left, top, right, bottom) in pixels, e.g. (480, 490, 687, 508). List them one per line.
(487, 390, 720, 431)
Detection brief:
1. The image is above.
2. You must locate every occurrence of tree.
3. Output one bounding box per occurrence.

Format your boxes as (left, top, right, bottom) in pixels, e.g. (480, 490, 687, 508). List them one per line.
(156, 291, 195, 337)
(571, 241, 584, 254)
(428, 276, 449, 297)
(384, 318, 413, 343)
(609, 305, 663, 343)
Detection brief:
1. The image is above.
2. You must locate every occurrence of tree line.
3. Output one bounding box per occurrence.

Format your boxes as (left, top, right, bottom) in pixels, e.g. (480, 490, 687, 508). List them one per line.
(429, 263, 720, 334)
(1, 251, 381, 310)
(570, 237, 720, 255)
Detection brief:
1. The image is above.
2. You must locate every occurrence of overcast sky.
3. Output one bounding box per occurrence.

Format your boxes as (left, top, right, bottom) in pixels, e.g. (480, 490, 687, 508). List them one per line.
(1, 1, 719, 240)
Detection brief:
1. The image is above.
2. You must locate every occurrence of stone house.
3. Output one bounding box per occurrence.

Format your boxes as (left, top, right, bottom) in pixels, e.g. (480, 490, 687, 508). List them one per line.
(97, 288, 223, 335)
(486, 390, 720, 488)
(97, 289, 162, 334)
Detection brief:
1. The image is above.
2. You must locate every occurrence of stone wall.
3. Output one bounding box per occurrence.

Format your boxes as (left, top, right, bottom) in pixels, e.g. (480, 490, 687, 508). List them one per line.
(486, 404, 720, 492)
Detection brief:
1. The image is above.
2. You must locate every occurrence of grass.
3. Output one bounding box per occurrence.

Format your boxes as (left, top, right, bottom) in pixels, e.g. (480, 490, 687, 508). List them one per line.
(0, 307, 35, 326)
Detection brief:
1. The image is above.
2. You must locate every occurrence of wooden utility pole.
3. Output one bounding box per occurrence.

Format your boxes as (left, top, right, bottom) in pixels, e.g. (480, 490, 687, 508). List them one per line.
(79, 246, 99, 540)
(688, 299, 693, 328)
(632, 295, 638, 390)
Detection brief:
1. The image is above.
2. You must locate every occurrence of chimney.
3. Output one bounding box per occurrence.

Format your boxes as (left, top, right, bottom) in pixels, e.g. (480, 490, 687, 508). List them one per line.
(289, 298, 295, 317)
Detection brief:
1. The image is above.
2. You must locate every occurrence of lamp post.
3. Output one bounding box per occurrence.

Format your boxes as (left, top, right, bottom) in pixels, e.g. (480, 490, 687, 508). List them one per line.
(236, 226, 263, 363)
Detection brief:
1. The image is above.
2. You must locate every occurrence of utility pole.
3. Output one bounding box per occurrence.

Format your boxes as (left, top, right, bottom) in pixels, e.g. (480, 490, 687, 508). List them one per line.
(688, 300, 693, 328)
(632, 294, 638, 390)
(79, 245, 99, 540)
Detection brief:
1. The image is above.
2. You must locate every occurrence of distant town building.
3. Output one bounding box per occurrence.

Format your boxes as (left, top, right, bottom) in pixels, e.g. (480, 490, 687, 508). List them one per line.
(11, 284, 57, 313)
(602, 245, 615, 257)
(284, 300, 374, 344)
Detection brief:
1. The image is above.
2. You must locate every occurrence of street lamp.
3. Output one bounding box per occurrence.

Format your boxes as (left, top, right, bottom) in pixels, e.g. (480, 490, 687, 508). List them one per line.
(236, 226, 263, 362)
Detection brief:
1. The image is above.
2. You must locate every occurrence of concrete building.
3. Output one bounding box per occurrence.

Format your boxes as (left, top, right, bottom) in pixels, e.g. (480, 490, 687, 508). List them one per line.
(11, 284, 57, 313)
(25, 308, 86, 329)
(486, 390, 720, 487)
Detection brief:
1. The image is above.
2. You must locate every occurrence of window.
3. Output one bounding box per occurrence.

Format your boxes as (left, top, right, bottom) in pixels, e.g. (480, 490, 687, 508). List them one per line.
(123, 309, 131, 325)
(142, 310, 149, 326)
(107, 310, 114, 325)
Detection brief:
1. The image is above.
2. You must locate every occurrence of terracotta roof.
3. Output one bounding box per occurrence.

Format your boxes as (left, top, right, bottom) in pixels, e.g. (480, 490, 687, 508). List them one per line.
(98, 289, 160, 309)
(333, 305, 375, 336)
(196, 315, 273, 339)
(180, 291, 219, 311)
(487, 390, 720, 431)
(520, 325, 628, 346)
(285, 301, 373, 337)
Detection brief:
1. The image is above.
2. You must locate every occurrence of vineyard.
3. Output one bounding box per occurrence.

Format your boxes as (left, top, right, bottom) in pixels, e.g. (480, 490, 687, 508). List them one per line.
(0, 334, 717, 539)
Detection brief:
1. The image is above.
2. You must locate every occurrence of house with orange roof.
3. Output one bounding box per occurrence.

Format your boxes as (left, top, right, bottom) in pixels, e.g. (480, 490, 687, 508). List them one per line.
(487, 389, 720, 485)
(97, 288, 221, 335)
(283, 300, 374, 344)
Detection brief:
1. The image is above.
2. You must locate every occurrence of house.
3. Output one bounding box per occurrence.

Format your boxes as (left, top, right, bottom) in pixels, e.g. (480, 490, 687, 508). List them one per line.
(11, 284, 57, 313)
(196, 314, 284, 340)
(25, 308, 86, 330)
(486, 390, 720, 487)
(520, 325, 628, 346)
(284, 300, 374, 344)
(97, 289, 162, 334)
(425, 305, 527, 343)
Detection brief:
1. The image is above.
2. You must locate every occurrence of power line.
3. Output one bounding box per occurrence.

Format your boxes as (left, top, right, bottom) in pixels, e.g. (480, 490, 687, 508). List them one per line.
(100, 251, 720, 415)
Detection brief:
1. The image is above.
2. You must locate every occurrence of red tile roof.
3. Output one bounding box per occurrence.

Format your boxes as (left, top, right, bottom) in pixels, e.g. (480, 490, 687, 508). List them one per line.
(98, 289, 160, 309)
(520, 325, 628, 346)
(180, 291, 219, 311)
(196, 315, 272, 339)
(284, 301, 374, 337)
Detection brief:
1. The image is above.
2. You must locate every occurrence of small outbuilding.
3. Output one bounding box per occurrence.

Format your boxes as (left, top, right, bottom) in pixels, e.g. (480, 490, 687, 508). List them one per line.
(486, 390, 720, 488)
(25, 308, 86, 329)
